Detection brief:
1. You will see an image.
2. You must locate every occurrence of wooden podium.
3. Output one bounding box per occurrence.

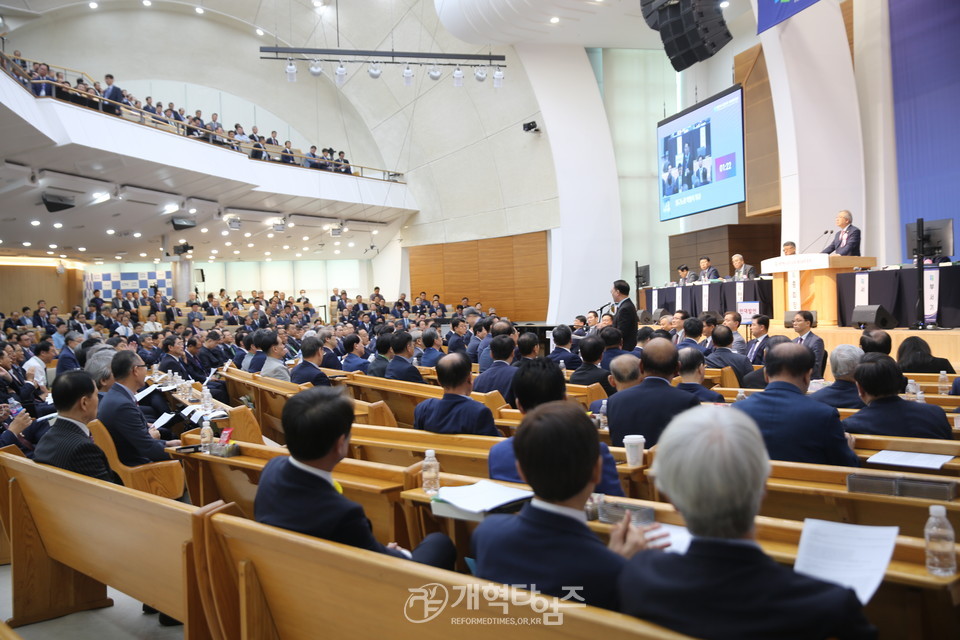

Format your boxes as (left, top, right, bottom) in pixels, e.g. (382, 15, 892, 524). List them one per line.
(759, 254, 877, 326)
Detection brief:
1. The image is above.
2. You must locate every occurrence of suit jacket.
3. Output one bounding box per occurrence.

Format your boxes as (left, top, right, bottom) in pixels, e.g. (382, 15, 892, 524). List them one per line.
(600, 347, 636, 373)
(419, 347, 442, 368)
(446, 334, 468, 354)
(822, 225, 862, 256)
(159, 353, 190, 379)
(385, 356, 424, 383)
(489, 437, 624, 497)
(342, 353, 370, 374)
(471, 361, 518, 408)
(290, 361, 331, 387)
(607, 377, 699, 447)
(677, 381, 724, 403)
(613, 297, 639, 351)
(255, 457, 405, 558)
(248, 351, 267, 373)
(733, 264, 757, 280)
(730, 331, 747, 355)
(320, 348, 342, 371)
(809, 379, 866, 410)
(676, 337, 705, 353)
(413, 394, 498, 437)
(198, 346, 224, 371)
(260, 356, 291, 382)
(698, 266, 720, 280)
(33, 419, 121, 484)
(97, 385, 170, 466)
(468, 335, 486, 366)
(732, 381, 859, 466)
(472, 503, 627, 610)
(569, 363, 615, 397)
(55, 347, 81, 376)
(843, 396, 952, 439)
(795, 331, 826, 378)
(705, 348, 753, 386)
(745, 335, 768, 365)
(165, 307, 183, 323)
(546, 347, 582, 370)
(619, 538, 875, 640)
(367, 354, 390, 378)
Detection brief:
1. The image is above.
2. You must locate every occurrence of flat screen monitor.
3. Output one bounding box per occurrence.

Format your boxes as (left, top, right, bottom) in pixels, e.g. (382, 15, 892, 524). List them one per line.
(657, 85, 745, 221)
(906, 219, 954, 260)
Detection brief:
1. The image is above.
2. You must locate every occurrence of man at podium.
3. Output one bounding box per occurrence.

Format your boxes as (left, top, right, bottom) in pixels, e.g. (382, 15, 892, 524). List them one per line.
(821, 210, 861, 256)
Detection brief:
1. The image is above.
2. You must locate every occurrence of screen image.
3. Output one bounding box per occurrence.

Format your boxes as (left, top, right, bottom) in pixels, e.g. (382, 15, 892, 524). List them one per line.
(657, 85, 745, 221)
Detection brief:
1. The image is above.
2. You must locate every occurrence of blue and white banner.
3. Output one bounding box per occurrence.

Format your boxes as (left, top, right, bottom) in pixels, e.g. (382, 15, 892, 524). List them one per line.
(757, 0, 823, 34)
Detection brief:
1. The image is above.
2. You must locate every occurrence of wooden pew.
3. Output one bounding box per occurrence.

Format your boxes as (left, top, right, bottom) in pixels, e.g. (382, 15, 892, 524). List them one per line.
(564, 382, 607, 409)
(87, 419, 185, 499)
(400, 471, 960, 639)
(196, 505, 687, 639)
(172, 434, 410, 546)
(854, 434, 960, 476)
(494, 406, 613, 445)
(0, 452, 214, 638)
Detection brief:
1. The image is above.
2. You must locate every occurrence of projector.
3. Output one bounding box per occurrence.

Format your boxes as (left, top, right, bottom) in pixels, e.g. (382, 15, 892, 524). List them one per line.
(331, 227, 343, 237)
(173, 243, 194, 255)
(228, 218, 241, 230)
(273, 223, 286, 232)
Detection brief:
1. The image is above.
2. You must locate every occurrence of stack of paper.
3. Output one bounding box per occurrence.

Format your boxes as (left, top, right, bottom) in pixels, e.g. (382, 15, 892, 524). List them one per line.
(431, 480, 533, 522)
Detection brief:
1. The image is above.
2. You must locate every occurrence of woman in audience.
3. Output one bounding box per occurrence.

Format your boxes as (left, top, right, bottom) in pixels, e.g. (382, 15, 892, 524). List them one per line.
(896, 336, 955, 374)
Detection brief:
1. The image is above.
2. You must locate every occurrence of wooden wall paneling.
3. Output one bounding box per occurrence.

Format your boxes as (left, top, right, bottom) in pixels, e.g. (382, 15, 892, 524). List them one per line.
(734, 43, 782, 219)
(442, 240, 480, 308)
(0, 266, 74, 317)
(477, 237, 516, 319)
(511, 232, 549, 322)
(409, 245, 446, 303)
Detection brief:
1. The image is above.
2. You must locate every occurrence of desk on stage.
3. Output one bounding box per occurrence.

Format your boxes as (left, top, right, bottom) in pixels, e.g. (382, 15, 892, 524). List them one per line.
(643, 280, 773, 318)
(760, 254, 877, 326)
(837, 265, 960, 328)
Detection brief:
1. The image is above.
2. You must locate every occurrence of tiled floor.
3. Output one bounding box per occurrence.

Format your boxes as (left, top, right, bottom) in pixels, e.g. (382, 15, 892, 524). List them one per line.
(0, 564, 183, 639)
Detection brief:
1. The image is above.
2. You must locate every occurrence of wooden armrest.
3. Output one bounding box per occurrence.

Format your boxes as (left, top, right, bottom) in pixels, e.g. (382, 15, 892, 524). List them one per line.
(123, 459, 185, 499)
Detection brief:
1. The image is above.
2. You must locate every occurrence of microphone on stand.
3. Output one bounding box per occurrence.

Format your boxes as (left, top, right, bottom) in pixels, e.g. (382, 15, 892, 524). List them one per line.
(801, 230, 832, 254)
(596, 302, 611, 315)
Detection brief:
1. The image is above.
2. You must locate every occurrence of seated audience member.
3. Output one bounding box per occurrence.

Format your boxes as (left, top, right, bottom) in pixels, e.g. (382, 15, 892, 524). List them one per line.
(704, 325, 753, 386)
(619, 405, 875, 639)
(607, 343, 698, 447)
(699, 314, 718, 355)
(810, 344, 866, 409)
(569, 336, 616, 397)
(472, 335, 519, 407)
(792, 310, 826, 378)
(474, 402, 663, 610)
(843, 353, 952, 439)
(316, 329, 342, 370)
(599, 326, 634, 372)
(367, 327, 393, 378)
(158, 335, 192, 379)
(676, 317, 705, 352)
(676, 347, 724, 403)
(413, 353, 498, 436)
(896, 336, 956, 374)
(258, 330, 291, 382)
(634, 325, 655, 355)
(33, 370, 121, 484)
(722, 311, 748, 355)
(99, 350, 180, 466)
(733, 344, 859, 467)
(446, 318, 469, 354)
(741, 335, 792, 389)
(477, 319, 506, 372)
(385, 331, 424, 383)
(23, 341, 54, 387)
(254, 386, 455, 568)
(418, 329, 443, 368)
(488, 358, 624, 496)
(290, 336, 332, 387)
(340, 334, 370, 373)
(55, 331, 83, 375)
(859, 329, 892, 355)
(512, 331, 540, 366)
(745, 314, 770, 365)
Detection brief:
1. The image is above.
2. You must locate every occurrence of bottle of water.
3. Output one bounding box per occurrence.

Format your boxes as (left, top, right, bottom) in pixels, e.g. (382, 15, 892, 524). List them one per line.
(559, 360, 566, 373)
(906, 379, 918, 401)
(7, 398, 23, 418)
(735, 389, 747, 402)
(412, 356, 419, 367)
(939, 371, 950, 395)
(925, 505, 957, 576)
(200, 420, 214, 453)
(201, 387, 213, 413)
(422, 449, 440, 496)
(917, 390, 927, 404)
(598, 399, 608, 430)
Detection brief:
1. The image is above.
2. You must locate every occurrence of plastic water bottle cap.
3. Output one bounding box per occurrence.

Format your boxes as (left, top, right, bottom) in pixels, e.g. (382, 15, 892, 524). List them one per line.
(425, 449, 435, 458)
(931, 505, 947, 517)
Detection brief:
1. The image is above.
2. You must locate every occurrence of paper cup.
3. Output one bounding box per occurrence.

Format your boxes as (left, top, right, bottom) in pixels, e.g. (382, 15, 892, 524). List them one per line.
(623, 435, 645, 466)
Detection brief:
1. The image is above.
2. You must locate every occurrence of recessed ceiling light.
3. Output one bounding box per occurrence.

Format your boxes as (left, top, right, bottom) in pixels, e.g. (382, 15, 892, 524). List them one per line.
(46, 251, 54, 255)
(302, 235, 309, 241)
(371, 229, 379, 235)
(89, 1, 98, 8)
(143, 0, 152, 6)
(115, 255, 122, 260)
(256, 28, 264, 36)
(233, 250, 240, 254)
(348, 242, 355, 248)
(178, 238, 186, 243)
(198, 228, 208, 234)
(334, 241, 341, 246)
(267, 233, 274, 238)
(195, 6, 204, 14)
(48, 244, 57, 249)
(59, 254, 66, 258)
(211, 249, 218, 254)
(139, 252, 147, 257)
(53, 222, 63, 229)
(550, 16, 559, 24)
(133, 232, 142, 238)
(244, 232, 251, 238)
(106, 229, 115, 235)
(247, 243, 254, 248)
(287, 222, 295, 228)
(295, 253, 302, 257)
(302, 247, 308, 251)
(22, 241, 31, 247)
(719, 0, 730, 6)
(265, 257, 272, 262)
(221, 230, 229, 236)
(30, 220, 40, 226)
(94, 260, 103, 265)
(334, 249, 341, 255)
(163, 203, 179, 214)
(225, 241, 232, 247)
(282, 245, 290, 250)
(154, 258, 160, 263)
(188, 208, 197, 214)
(78, 247, 86, 252)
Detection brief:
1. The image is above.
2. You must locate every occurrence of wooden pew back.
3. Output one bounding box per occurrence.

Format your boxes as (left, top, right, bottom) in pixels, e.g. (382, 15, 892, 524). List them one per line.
(344, 375, 504, 428)
(87, 419, 185, 498)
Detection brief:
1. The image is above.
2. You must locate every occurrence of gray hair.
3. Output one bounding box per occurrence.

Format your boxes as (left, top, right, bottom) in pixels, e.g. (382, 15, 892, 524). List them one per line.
(839, 209, 853, 222)
(65, 331, 83, 343)
(317, 328, 334, 343)
(84, 347, 116, 388)
(830, 343, 864, 378)
(731, 253, 743, 261)
(609, 354, 640, 383)
(654, 405, 770, 538)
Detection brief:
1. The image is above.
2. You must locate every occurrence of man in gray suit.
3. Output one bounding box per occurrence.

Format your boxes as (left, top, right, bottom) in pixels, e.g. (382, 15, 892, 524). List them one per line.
(258, 330, 291, 382)
(676, 264, 697, 285)
(730, 254, 757, 280)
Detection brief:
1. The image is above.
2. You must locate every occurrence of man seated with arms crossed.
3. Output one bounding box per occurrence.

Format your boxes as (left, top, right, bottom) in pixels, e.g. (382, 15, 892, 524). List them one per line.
(488, 358, 624, 497)
(255, 386, 455, 568)
(733, 344, 859, 467)
(618, 405, 875, 639)
(472, 335, 519, 408)
(676, 347, 725, 403)
(413, 353, 498, 436)
(473, 401, 666, 611)
(33, 370, 121, 484)
(98, 350, 180, 466)
(843, 353, 952, 439)
(810, 344, 866, 409)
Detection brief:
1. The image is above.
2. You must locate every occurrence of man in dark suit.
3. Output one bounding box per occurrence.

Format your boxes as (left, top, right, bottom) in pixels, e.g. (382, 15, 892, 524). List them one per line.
(619, 404, 874, 639)
(413, 353, 498, 436)
(810, 344, 866, 410)
(792, 310, 826, 378)
(418, 329, 443, 367)
(98, 351, 180, 466)
(55, 331, 83, 376)
(546, 324, 582, 370)
(733, 343, 859, 466)
(822, 209, 862, 256)
(704, 326, 753, 386)
(475, 401, 663, 611)
(730, 253, 757, 280)
(384, 331, 424, 383)
(254, 386, 455, 568)
(569, 336, 616, 397)
(289, 336, 332, 387)
(472, 336, 519, 408)
(339, 334, 370, 373)
(316, 329, 342, 371)
(675, 317, 706, 353)
(158, 335, 192, 379)
(611, 279, 639, 352)
(165, 300, 184, 324)
(697, 256, 720, 281)
(599, 326, 636, 372)
(745, 314, 770, 365)
(676, 347, 725, 403)
(607, 340, 699, 447)
(33, 370, 121, 484)
(844, 353, 952, 439)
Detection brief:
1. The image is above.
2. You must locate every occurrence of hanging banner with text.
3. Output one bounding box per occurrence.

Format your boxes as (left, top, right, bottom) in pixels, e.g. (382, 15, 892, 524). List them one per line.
(924, 268, 940, 325)
(757, 0, 823, 34)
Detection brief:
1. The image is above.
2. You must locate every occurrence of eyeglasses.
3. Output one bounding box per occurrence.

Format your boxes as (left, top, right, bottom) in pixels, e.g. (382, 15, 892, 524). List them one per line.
(135, 363, 148, 369)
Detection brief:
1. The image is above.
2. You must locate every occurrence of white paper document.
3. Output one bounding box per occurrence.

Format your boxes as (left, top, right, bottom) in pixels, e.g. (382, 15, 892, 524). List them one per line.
(181, 405, 201, 416)
(436, 480, 533, 513)
(159, 384, 177, 392)
(794, 518, 898, 604)
(135, 385, 158, 401)
(867, 449, 953, 470)
(153, 412, 176, 429)
(653, 523, 692, 555)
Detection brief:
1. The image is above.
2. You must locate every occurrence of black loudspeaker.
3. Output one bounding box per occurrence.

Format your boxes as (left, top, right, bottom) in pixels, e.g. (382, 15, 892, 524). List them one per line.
(638, 309, 653, 325)
(171, 217, 197, 231)
(640, 0, 671, 29)
(652, 308, 668, 323)
(41, 192, 75, 212)
(658, 0, 733, 72)
(850, 304, 897, 330)
(784, 310, 818, 328)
